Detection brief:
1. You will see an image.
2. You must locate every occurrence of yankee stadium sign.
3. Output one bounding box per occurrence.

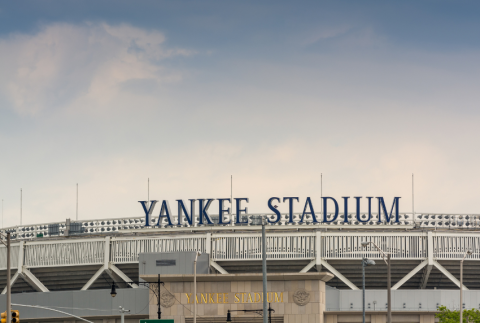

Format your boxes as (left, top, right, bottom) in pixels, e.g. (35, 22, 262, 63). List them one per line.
(139, 196, 401, 227)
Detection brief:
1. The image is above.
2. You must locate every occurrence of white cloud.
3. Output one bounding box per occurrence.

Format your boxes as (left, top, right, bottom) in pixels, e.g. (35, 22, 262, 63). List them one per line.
(0, 22, 193, 116)
(1, 20, 480, 228)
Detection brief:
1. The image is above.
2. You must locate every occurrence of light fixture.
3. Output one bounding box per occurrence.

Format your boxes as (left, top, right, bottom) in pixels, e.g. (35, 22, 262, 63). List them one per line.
(467, 250, 473, 255)
(226, 310, 232, 322)
(110, 283, 117, 298)
(365, 259, 376, 266)
(361, 241, 370, 247)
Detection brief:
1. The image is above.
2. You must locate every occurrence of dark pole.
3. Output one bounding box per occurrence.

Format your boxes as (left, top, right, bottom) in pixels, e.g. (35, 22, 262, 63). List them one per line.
(460, 260, 463, 323)
(7, 232, 11, 323)
(387, 254, 391, 323)
(262, 217, 268, 323)
(157, 274, 161, 319)
(269, 303, 272, 323)
(362, 259, 365, 323)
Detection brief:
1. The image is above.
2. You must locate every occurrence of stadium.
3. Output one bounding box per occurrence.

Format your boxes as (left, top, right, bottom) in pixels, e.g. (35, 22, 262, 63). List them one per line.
(1, 201, 479, 323)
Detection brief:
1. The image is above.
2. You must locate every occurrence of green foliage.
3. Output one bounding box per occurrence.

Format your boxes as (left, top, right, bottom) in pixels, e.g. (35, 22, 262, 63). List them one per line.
(436, 306, 480, 323)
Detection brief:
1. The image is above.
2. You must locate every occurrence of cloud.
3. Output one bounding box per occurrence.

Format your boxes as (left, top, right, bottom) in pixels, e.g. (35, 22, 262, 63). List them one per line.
(0, 22, 193, 116)
(1, 17, 480, 228)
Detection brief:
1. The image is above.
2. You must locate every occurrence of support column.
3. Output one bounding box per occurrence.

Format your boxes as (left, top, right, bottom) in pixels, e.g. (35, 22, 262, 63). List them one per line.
(82, 236, 139, 290)
(321, 259, 359, 290)
(420, 232, 434, 289)
(1, 241, 49, 293)
(392, 260, 427, 290)
(209, 259, 228, 274)
(315, 231, 322, 272)
(206, 233, 212, 273)
(433, 261, 468, 290)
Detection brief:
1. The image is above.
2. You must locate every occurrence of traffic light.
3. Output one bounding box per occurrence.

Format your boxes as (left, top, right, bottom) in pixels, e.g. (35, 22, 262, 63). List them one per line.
(1, 310, 19, 323)
(11, 310, 19, 323)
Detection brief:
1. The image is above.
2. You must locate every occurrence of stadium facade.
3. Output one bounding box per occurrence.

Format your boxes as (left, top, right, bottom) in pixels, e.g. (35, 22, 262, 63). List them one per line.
(1, 198, 479, 323)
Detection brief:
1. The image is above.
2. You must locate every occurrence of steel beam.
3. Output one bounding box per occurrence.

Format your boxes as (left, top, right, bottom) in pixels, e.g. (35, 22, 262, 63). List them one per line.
(81, 267, 105, 290)
(420, 265, 433, 289)
(210, 259, 229, 274)
(0, 241, 48, 293)
(107, 263, 138, 288)
(433, 261, 468, 290)
(315, 231, 322, 272)
(300, 259, 316, 273)
(1, 272, 19, 295)
(420, 232, 434, 289)
(320, 259, 359, 290)
(20, 267, 49, 292)
(392, 260, 427, 290)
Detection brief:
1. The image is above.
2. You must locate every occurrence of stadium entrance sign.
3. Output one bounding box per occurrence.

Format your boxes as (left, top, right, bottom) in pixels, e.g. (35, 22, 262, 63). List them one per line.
(139, 196, 401, 227)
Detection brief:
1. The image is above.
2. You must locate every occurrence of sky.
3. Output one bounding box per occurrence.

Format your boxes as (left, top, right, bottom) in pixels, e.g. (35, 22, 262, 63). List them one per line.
(1, 0, 480, 227)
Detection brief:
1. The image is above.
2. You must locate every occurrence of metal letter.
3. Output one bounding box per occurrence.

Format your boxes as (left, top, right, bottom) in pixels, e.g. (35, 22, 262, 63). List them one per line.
(267, 197, 281, 223)
(283, 197, 299, 223)
(177, 199, 195, 226)
(355, 197, 370, 223)
(300, 197, 318, 223)
(342, 197, 349, 223)
(322, 197, 339, 223)
(157, 200, 173, 226)
(139, 200, 158, 227)
(235, 198, 249, 224)
(217, 198, 232, 225)
(198, 199, 215, 225)
(376, 197, 401, 223)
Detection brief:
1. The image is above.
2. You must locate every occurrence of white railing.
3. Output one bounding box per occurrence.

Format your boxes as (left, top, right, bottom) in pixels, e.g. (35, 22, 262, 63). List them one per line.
(322, 232, 427, 259)
(211, 233, 316, 260)
(110, 235, 207, 264)
(0, 244, 20, 270)
(433, 232, 480, 260)
(24, 239, 105, 267)
(2, 212, 480, 241)
(415, 214, 480, 229)
(1, 231, 480, 271)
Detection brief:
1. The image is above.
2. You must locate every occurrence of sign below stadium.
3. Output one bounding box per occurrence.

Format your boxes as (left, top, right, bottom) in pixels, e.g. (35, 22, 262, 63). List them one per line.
(139, 196, 401, 226)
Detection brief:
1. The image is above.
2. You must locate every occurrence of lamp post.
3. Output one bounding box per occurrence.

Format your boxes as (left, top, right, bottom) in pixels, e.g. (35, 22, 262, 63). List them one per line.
(362, 258, 375, 323)
(194, 251, 202, 323)
(460, 250, 472, 323)
(362, 241, 390, 323)
(262, 217, 268, 323)
(119, 306, 130, 323)
(110, 274, 164, 319)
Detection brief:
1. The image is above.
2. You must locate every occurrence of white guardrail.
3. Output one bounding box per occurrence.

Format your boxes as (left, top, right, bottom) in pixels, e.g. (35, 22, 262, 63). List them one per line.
(0, 231, 479, 270)
(1, 212, 480, 240)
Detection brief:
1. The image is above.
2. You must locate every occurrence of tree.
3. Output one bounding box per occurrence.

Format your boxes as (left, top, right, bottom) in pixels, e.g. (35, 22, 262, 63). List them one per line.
(436, 306, 480, 323)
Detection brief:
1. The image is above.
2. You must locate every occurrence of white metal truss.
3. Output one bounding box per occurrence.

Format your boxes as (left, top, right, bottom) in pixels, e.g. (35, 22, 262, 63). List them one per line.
(300, 260, 316, 273)
(210, 260, 229, 274)
(1, 242, 49, 293)
(392, 260, 428, 290)
(320, 259, 359, 290)
(419, 232, 434, 289)
(81, 266, 105, 291)
(1, 272, 20, 295)
(21, 268, 49, 292)
(0, 226, 479, 292)
(81, 237, 138, 290)
(433, 261, 467, 290)
(107, 263, 139, 288)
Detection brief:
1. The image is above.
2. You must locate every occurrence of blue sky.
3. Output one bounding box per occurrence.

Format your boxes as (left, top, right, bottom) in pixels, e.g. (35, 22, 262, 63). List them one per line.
(1, 1, 480, 226)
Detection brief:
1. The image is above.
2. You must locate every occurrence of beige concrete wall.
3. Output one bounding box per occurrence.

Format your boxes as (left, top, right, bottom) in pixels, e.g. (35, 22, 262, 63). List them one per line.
(149, 279, 326, 323)
(325, 313, 437, 323)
